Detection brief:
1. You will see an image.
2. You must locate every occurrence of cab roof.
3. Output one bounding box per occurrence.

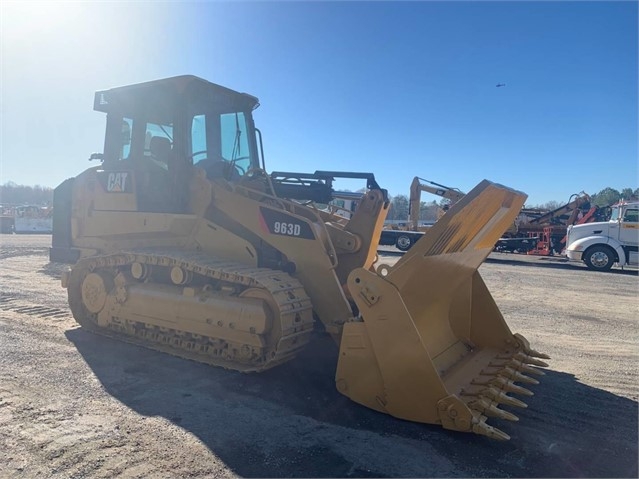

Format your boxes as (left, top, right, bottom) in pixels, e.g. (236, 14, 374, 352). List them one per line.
(93, 75, 259, 117)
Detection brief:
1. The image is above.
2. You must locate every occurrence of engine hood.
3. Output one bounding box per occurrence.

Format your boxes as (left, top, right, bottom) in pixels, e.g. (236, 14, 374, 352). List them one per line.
(569, 221, 611, 241)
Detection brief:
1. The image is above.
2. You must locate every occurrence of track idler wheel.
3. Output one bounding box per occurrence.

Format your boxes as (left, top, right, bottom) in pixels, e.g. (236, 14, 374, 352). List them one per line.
(80, 272, 113, 314)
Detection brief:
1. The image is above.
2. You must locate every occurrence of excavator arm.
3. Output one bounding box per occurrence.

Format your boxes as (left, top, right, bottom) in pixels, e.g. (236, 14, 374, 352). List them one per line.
(408, 177, 466, 230)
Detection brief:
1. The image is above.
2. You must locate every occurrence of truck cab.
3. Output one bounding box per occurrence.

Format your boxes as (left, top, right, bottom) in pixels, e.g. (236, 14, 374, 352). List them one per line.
(565, 201, 639, 271)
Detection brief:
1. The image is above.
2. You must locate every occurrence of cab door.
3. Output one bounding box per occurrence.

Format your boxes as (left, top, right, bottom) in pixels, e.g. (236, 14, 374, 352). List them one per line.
(620, 206, 639, 245)
(620, 206, 639, 265)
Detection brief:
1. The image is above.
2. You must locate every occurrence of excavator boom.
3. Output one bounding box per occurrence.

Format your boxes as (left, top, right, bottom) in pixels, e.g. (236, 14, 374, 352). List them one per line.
(409, 177, 465, 229)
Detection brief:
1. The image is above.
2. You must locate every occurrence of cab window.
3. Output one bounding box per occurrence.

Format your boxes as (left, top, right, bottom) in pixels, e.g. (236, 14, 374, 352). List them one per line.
(221, 112, 251, 174)
(191, 115, 207, 163)
(120, 118, 133, 160)
(144, 122, 173, 170)
(189, 111, 253, 180)
(610, 207, 620, 221)
(622, 208, 638, 223)
(144, 122, 173, 154)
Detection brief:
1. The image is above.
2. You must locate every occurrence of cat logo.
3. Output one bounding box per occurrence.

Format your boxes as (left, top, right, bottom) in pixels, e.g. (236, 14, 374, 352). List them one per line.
(106, 172, 130, 193)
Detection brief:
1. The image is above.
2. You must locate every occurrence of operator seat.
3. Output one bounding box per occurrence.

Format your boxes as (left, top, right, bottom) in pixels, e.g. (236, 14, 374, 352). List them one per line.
(149, 136, 172, 170)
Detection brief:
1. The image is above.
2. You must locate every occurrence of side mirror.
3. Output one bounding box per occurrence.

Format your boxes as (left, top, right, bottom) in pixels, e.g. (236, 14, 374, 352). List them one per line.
(89, 153, 104, 162)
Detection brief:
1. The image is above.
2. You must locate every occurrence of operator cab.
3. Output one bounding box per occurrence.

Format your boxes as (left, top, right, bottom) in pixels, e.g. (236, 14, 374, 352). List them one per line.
(96, 75, 261, 212)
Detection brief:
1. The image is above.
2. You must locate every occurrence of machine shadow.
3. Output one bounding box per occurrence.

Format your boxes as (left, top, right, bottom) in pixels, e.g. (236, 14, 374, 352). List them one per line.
(39, 261, 67, 280)
(65, 328, 638, 478)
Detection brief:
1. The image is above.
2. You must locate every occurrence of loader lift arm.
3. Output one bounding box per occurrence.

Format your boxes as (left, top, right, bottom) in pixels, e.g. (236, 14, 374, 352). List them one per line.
(270, 170, 387, 203)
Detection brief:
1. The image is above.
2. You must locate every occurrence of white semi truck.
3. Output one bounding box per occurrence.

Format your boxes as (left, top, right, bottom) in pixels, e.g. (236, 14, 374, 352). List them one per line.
(565, 201, 638, 271)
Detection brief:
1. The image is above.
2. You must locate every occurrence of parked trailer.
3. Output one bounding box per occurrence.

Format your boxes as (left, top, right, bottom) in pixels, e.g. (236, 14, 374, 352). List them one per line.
(379, 229, 425, 251)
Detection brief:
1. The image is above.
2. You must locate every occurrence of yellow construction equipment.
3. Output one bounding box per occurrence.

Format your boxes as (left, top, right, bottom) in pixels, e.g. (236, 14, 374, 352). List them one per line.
(408, 176, 465, 230)
(51, 76, 548, 440)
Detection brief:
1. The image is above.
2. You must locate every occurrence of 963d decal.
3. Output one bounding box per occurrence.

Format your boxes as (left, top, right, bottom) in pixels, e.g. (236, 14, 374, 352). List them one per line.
(259, 207, 315, 240)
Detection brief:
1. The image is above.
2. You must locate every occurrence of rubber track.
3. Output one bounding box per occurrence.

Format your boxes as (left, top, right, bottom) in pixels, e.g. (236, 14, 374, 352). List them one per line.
(67, 248, 315, 372)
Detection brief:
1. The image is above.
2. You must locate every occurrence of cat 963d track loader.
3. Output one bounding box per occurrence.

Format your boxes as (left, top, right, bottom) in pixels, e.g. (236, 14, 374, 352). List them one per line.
(51, 76, 549, 440)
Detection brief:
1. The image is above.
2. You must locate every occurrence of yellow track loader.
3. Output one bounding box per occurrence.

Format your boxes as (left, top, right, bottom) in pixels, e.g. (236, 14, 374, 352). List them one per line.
(51, 76, 548, 440)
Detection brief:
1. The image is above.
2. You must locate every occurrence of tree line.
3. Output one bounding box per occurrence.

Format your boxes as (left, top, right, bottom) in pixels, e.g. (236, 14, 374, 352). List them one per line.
(0, 182, 54, 206)
(590, 187, 638, 208)
(1, 181, 636, 219)
(385, 196, 442, 222)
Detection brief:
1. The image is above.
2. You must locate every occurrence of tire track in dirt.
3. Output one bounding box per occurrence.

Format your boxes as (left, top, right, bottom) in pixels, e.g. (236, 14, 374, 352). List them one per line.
(0, 293, 69, 319)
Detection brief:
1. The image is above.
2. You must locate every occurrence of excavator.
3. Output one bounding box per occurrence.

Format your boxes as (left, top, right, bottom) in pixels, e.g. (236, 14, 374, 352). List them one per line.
(408, 177, 466, 230)
(50, 75, 549, 440)
(380, 177, 465, 251)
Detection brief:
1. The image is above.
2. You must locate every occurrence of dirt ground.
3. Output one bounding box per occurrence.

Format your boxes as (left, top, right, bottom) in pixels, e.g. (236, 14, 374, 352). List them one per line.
(1, 234, 637, 478)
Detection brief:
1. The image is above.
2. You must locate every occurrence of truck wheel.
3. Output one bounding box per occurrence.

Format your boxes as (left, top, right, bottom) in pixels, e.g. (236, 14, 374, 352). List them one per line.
(396, 235, 413, 251)
(583, 245, 616, 272)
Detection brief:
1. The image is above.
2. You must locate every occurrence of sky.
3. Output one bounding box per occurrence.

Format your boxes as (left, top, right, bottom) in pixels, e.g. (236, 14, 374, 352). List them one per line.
(1, 1, 637, 206)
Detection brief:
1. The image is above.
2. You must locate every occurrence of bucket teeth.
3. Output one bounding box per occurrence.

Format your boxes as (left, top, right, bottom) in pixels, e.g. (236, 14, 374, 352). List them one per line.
(482, 387, 528, 409)
(496, 366, 540, 385)
(501, 381, 533, 397)
(514, 352, 549, 368)
(491, 358, 546, 376)
(513, 333, 551, 360)
(518, 363, 544, 376)
(505, 359, 546, 376)
(492, 376, 534, 396)
(472, 399, 519, 422)
(527, 348, 551, 360)
(472, 376, 535, 397)
(472, 420, 511, 441)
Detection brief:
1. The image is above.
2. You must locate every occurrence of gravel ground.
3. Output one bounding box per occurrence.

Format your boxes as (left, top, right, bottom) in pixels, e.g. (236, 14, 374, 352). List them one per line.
(0, 234, 637, 478)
